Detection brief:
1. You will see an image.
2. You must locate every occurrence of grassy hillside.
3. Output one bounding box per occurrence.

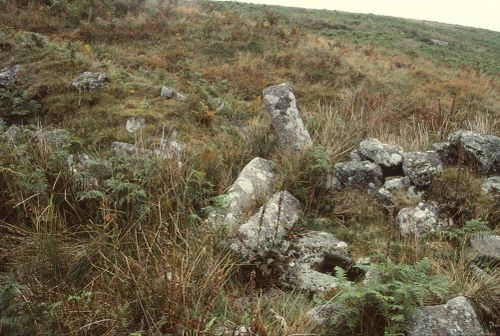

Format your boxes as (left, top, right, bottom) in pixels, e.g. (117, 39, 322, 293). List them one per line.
(0, 1, 499, 335)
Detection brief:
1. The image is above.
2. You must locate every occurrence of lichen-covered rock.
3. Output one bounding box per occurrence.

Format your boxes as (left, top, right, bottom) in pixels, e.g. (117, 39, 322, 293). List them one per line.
(72, 71, 108, 90)
(348, 149, 363, 161)
(482, 176, 500, 195)
(0, 65, 20, 87)
(208, 157, 277, 228)
(407, 296, 485, 336)
(125, 117, 145, 134)
(467, 234, 500, 266)
(282, 231, 352, 293)
(403, 151, 442, 186)
(436, 130, 500, 173)
(358, 138, 404, 174)
(262, 82, 312, 152)
(160, 86, 185, 100)
(334, 160, 383, 189)
(230, 191, 302, 259)
(396, 202, 450, 237)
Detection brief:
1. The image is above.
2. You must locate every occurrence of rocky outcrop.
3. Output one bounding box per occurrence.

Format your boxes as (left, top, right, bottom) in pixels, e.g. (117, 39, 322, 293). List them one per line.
(357, 138, 404, 175)
(333, 160, 383, 190)
(402, 151, 442, 186)
(407, 296, 485, 336)
(396, 202, 450, 237)
(72, 71, 108, 90)
(208, 157, 277, 228)
(282, 231, 352, 293)
(230, 191, 302, 259)
(434, 130, 500, 173)
(262, 83, 312, 152)
(0, 65, 20, 87)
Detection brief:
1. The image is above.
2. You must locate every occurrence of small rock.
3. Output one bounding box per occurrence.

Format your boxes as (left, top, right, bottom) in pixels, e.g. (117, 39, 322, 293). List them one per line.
(160, 86, 185, 100)
(358, 138, 404, 175)
(396, 202, 451, 237)
(230, 190, 302, 259)
(334, 160, 383, 190)
(207, 157, 277, 228)
(262, 82, 312, 152)
(153, 139, 185, 160)
(482, 176, 500, 195)
(436, 130, 500, 173)
(34, 128, 72, 148)
(307, 302, 339, 325)
(72, 71, 108, 90)
(467, 234, 500, 267)
(0, 65, 20, 87)
(429, 38, 450, 46)
(125, 117, 145, 134)
(407, 296, 485, 336)
(403, 151, 442, 186)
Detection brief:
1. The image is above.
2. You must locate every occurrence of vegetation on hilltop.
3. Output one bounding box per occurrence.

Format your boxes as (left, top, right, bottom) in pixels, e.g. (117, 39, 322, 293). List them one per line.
(0, 0, 499, 335)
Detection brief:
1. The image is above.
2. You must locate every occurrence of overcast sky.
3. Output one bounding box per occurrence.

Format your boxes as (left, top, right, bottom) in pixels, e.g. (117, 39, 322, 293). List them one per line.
(216, 0, 500, 31)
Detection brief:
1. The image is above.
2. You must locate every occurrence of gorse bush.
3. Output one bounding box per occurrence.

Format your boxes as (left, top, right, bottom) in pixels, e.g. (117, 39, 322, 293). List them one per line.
(329, 257, 450, 336)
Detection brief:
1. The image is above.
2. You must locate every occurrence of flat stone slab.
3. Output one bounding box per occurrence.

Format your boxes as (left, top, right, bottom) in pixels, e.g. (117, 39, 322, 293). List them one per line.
(407, 296, 485, 336)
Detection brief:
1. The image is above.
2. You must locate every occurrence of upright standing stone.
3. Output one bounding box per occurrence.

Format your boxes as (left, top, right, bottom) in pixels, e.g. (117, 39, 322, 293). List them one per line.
(262, 83, 312, 152)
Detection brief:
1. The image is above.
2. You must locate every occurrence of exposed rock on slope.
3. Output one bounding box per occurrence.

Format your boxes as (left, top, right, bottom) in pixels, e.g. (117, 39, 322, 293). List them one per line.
(72, 71, 108, 90)
(396, 202, 451, 237)
(407, 296, 485, 336)
(402, 151, 443, 186)
(262, 82, 312, 152)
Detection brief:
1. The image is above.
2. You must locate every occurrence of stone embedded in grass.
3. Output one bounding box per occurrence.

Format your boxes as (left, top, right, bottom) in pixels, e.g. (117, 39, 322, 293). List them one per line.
(153, 139, 185, 160)
(207, 157, 277, 228)
(281, 231, 353, 293)
(375, 176, 423, 206)
(230, 190, 302, 259)
(34, 128, 72, 148)
(334, 160, 384, 190)
(396, 202, 451, 237)
(407, 296, 485, 336)
(160, 86, 185, 100)
(402, 151, 443, 187)
(72, 71, 108, 90)
(125, 116, 145, 133)
(467, 234, 500, 267)
(482, 176, 500, 196)
(0, 65, 20, 87)
(429, 38, 450, 46)
(435, 130, 500, 173)
(111, 141, 152, 156)
(358, 138, 404, 175)
(262, 82, 312, 152)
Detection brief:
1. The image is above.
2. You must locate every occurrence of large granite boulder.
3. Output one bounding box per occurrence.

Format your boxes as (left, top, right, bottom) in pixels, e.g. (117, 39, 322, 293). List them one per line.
(262, 83, 312, 152)
(434, 130, 500, 173)
(403, 151, 443, 187)
(407, 296, 485, 336)
(208, 157, 277, 228)
(230, 190, 302, 259)
(396, 202, 451, 237)
(334, 160, 383, 190)
(72, 71, 108, 90)
(357, 138, 404, 175)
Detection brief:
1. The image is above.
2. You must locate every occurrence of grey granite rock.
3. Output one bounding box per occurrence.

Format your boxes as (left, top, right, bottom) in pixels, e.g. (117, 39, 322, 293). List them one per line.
(396, 202, 451, 237)
(403, 151, 443, 187)
(72, 71, 108, 90)
(334, 160, 383, 190)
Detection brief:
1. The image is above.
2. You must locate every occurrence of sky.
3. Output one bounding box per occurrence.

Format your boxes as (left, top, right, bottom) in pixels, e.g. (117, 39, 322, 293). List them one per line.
(216, 0, 500, 31)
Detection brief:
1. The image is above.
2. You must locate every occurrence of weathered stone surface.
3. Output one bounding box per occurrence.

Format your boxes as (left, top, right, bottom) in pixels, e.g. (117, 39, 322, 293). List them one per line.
(403, 151, 442, 186)
(160, 86, 185, 100)
(125, 117, 145, 133)
(429, 38, 450, 46)
(208, 157, 277, 228)
(348, 149, 363, 161)
(358, 138, 404, 174)
(282, 231, 352, 293)
(334, 160, 383, 189)
(467, 234, 500, 265)
(72, 71, 108, 90)
(407, 296, 485, 336)
(396, 202, 451, 237)
(437, 130, 500, 173)
(262, 82, 312, 152)
(230, 190, 302, 259)
(0, 65, 20, 87)
(482, 176, 500, 195)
